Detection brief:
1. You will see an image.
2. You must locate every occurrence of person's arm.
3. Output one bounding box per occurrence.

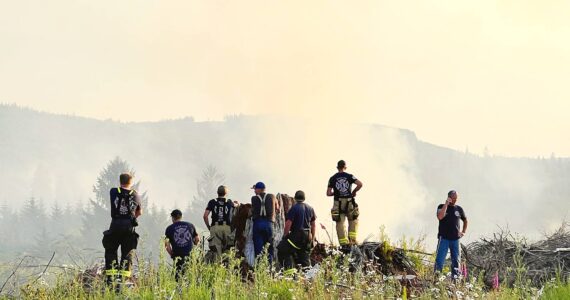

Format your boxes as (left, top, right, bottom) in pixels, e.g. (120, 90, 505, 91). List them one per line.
(164, 238, 173, 256)
(437, 199, 451, 220)
(326, 187, 334, 197)
(193, 235, 200, 245)
(135, 194, 143, 217)
(310, 220, 316, 243)
(274, 195, 280, 212)
(284, 220, 292, 236)
(352, 179, 363, 197)
(203, 210, 211, 230)
(459, 219, 468, 238)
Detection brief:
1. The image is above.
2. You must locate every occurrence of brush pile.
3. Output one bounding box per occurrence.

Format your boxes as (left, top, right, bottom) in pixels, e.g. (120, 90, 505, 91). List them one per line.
(311, 241, 423, 277)
(463, 222, 570, 287)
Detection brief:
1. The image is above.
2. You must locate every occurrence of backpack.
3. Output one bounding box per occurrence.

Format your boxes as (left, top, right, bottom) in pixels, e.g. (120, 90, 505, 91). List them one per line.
(112, 187, 138, 223)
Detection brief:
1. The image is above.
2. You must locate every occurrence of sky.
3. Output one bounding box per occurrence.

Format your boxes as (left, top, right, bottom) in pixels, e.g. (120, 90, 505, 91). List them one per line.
(1, 0, 569, 157)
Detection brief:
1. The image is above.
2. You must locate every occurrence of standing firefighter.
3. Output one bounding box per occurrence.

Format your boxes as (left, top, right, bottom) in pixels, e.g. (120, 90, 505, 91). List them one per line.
(165, 209, 199, 281)
(251, 182, 279, 264)
(435, 190, 468, 278)
(203, 185, 236, 261)
(102, 173, 142, 285)
(327, 160, 363, 250)
(277, 191, 316, 275)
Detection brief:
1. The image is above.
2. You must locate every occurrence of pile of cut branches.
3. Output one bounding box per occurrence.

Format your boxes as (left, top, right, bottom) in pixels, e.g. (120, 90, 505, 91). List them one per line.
(463, 222, 570, 287)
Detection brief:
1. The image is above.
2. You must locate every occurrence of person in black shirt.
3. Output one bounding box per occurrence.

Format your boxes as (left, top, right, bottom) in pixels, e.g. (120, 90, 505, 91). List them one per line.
(202, 185, 237, 262)
(102, 173, 142, 285)
(165, 209, 199, 281)
(434, 190, 468, 278)
(277, 191, 316, 275)
(326, 160, 363, 249)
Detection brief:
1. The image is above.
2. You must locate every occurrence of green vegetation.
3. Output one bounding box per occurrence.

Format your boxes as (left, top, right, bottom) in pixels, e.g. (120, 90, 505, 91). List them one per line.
(2, 239, 566, 300)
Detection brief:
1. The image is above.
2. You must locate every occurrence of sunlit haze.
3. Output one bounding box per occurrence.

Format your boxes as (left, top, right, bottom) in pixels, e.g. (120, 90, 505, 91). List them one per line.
(1, 1, 569, 157)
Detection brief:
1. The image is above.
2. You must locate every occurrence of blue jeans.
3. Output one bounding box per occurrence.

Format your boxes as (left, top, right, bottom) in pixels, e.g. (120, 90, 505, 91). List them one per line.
(434, 237, 461, 277)
(253, 218, 274, 263)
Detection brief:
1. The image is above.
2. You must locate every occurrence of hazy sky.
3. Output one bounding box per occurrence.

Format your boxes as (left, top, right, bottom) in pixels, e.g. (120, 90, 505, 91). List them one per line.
(1, 0, 569, 157)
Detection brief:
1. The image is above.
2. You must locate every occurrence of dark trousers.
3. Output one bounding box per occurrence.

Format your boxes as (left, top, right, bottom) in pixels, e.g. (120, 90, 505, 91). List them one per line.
(102, 222, 139, 278)
(277, 229, 311, 270)
(172, 255, 189, 281)
(253, 218, 274, 263)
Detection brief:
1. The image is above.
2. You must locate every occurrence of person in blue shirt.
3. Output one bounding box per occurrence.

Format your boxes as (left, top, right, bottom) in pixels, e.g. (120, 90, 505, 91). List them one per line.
(277, 190, 316, 274)
(434, 190, 468, 278)
(165, 209, 199, 281)
(250, 182, 279, 264)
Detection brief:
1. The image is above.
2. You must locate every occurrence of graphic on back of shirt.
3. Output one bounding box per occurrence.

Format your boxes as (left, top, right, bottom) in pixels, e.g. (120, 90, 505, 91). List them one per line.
(173, 224, 191, 247)
(329, 172, 357, 198)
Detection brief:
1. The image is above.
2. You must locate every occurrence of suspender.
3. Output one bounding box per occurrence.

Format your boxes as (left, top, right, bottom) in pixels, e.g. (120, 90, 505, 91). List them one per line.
(257, 194, 268, 217)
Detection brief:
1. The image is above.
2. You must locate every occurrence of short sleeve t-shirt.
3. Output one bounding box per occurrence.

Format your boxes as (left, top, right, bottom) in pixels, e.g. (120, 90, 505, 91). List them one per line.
(286, 202, 316, 232)
(437, 204, 466, 240)
(328, 172, 357, 198)
(165, 221, 198, 256)
(206, 198, 235, 225)
(109, 188, 141, 219)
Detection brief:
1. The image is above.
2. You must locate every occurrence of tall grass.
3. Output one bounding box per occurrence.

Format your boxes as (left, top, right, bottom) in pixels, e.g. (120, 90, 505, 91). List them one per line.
(5, 240, 566, 300)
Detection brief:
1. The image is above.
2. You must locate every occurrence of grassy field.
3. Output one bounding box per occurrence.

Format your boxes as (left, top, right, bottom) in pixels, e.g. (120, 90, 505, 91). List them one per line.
(2, 244, 568, 300)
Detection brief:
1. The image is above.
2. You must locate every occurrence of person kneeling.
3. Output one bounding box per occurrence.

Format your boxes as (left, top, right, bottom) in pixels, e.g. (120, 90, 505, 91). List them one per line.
(277, 191, 316, 275)
(165, 209, 199, 281)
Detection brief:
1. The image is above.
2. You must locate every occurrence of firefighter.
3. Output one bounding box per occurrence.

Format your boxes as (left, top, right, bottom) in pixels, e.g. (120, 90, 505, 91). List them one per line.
(165, 209, 199, 281)
(251, 182, 279, 264)
(326, 160, 363, 250)
(203, 185, 237, 261)
(102, 173, 142, 285)
(277, 190, 316, 275)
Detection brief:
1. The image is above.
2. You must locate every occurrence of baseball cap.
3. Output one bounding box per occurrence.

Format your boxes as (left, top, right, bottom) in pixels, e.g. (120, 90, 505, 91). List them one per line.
(252, 182, 266, 189)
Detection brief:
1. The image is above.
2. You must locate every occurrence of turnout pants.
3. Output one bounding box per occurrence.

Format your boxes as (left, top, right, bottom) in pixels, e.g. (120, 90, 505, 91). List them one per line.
(332, 198, 359, 246)
(102, 221, 139, 280)
(208, 224, 233, 260)
(277, 229, 311, 273)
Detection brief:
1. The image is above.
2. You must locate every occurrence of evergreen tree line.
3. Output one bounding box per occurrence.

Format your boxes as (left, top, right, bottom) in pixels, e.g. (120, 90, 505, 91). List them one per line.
(0, 157, 223, 267)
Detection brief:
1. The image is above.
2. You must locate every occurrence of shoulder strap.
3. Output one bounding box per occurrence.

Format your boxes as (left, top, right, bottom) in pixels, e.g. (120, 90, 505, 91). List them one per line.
(257, 194, 268, 216)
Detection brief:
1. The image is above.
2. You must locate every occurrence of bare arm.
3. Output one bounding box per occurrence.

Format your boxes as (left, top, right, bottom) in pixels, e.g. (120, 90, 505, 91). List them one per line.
(459, 219, 468, 237)
(203, 210, 211, 230)
(326, 187, 334, 197)
(310, 220, 316, 242)
(274, 195, 280, 212)
(193, 235, 200, 245)
(284, 220, 292, 236)
(164, 239, 173, 256)
(437, 198, 451, 220)
(352, 180, 363, 197)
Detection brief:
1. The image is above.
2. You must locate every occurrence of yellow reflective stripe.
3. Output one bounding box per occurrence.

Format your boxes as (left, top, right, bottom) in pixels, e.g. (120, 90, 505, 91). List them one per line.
(348, 232, 357, 238)
(339, 237, 349, 245)
(117, 187, 121, 193)
(129, 190, 134, 195)
(287, 239, 301, 250)
(284, 268, 297, 276)
(105, 269, 118, 276)
(119, 270, 131, 277)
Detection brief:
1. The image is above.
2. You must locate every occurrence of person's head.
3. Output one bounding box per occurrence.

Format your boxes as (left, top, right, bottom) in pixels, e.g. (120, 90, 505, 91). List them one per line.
(170, 209, 182, 222)
(119, 173, 133, 188)
(337, 160, 347, 172)
(217, 185, 228, 197)
(252, 182, 266, 195)
(448, 190, 458, 205)
(294, 190, 305, 203)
